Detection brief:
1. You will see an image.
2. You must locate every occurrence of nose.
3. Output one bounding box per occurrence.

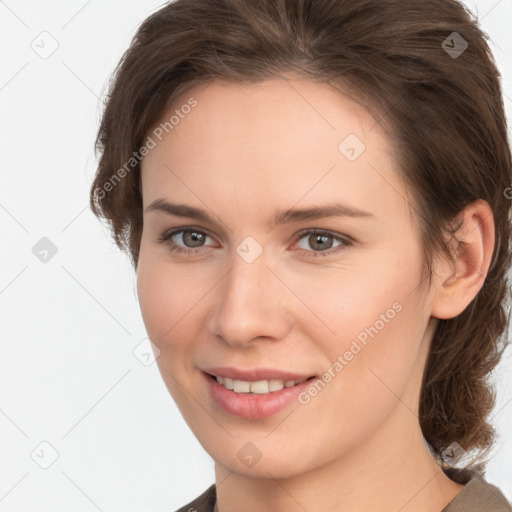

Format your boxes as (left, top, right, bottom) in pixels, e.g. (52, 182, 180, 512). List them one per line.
(206, 248, 292, 348)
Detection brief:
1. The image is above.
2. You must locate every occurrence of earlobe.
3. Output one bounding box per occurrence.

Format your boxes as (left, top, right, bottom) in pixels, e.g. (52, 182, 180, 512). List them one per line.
(430, 200, 495, 320)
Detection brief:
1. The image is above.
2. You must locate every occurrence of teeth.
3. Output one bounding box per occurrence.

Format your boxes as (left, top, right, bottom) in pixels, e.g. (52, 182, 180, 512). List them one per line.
(222, 377, 234, 390)
(215, 376, 307, 394)
(233, 380, 251, 393)
(270, 379, 286, 391)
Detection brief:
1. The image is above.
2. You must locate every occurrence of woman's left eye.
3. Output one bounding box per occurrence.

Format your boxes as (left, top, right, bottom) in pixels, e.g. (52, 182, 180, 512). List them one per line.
(157, 228, 352, 257)
(294, 229, 352, 257)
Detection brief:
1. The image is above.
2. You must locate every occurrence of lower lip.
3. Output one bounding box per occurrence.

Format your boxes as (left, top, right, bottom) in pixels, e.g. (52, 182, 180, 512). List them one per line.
(202, 371, 316, 420)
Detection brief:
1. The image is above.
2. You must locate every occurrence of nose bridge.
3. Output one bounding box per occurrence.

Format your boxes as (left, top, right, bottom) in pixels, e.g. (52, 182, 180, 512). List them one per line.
(208, 244, 288, 346)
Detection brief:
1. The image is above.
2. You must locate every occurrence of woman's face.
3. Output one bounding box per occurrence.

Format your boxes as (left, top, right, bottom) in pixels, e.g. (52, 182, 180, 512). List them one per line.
(137, 78, 437, 478)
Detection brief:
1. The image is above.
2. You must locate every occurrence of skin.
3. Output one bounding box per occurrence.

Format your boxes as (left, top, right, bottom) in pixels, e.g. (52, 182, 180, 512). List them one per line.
(136, 77, 494, 512)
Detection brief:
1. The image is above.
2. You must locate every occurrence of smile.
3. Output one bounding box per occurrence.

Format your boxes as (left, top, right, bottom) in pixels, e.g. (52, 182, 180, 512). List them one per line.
(212, 375, 311, 394)
(203, 371, 318, 419)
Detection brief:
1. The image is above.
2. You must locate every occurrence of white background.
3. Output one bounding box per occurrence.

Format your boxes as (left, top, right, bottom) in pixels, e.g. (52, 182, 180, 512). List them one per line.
(1, 1, 511, 510)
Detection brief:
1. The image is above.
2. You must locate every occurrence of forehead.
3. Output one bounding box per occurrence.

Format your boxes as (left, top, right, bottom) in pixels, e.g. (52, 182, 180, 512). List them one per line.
(156, 77, 387, 151)
(140, 78, 411, 224)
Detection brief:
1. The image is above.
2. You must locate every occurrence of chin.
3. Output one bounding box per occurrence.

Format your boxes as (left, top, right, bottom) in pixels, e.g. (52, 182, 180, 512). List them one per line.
(206, 437, 320, 480)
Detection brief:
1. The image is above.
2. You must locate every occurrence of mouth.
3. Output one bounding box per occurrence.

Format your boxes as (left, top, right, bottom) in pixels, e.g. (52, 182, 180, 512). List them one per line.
(202, 370, 319, 419)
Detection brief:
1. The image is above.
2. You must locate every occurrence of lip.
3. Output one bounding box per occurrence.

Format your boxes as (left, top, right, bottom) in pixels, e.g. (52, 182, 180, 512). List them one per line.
(202, 366, 315, 382)
(202, 370, 317, 420)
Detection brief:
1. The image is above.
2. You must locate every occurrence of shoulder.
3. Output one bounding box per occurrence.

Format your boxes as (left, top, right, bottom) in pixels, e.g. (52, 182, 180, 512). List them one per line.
(442, 468, 512, 512)
(174, 484, 216, 512)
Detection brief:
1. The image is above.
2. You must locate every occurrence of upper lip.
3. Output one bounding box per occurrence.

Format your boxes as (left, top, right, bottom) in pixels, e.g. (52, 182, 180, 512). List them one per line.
(202, 367, 315, 382)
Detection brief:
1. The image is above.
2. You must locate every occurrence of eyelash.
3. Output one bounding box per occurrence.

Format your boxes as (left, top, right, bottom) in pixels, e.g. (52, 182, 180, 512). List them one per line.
(157, 227, 353, 258)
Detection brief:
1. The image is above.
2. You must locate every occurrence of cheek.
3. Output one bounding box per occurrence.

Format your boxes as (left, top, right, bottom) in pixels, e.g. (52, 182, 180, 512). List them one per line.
(302, 255, 427, 404)
(136, 251, 198, 348)
(288, 256, 417, 352)
(137, 265, 174, 341)
(136, 255, 204, 405)
(336, 302, 426, 422)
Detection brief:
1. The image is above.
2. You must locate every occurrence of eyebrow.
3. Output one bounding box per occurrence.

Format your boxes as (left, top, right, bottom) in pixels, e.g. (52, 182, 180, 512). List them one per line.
(145, 198, 374, 228)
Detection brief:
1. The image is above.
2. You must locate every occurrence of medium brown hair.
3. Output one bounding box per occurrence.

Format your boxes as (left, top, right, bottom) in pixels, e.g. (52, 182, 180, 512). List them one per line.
(90, 0, 512, 473)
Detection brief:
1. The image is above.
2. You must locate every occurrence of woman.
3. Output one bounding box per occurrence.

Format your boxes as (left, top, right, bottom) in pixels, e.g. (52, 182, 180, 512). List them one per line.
(89, 0, 512, 510)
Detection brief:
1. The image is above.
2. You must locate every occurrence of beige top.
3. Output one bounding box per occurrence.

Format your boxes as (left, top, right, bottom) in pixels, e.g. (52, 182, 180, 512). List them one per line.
(175, 468, 511, 512)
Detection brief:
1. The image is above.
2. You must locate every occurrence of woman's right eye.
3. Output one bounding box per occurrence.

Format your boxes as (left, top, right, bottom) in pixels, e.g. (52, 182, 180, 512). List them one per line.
(158, 228, 215, 254)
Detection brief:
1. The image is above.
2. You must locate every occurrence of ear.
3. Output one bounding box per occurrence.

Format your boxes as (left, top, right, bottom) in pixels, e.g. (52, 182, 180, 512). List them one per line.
(430, 199, 495, 320)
